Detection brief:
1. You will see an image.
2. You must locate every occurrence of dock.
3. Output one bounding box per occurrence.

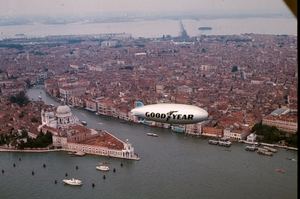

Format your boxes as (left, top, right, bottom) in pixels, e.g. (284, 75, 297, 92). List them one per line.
(239, 140, 298, 151)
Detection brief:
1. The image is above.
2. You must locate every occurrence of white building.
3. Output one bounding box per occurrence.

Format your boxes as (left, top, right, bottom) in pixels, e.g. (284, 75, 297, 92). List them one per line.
(223, 128, 250, 140)
(41, 105, 79, 129)
(185, 123, 202, 135)
(246, 133, 257, 142)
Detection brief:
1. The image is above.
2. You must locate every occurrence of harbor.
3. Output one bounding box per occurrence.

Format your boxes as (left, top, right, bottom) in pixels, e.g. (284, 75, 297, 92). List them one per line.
(239, 140, 298, 151)
(0, 87, 297, 199)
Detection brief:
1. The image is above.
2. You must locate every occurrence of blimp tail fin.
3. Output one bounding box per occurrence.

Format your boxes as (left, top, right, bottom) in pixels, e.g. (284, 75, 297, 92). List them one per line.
(134, 101, 144, 108)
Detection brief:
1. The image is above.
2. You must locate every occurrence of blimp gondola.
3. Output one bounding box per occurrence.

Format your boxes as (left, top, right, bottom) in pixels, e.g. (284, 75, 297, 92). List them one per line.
(130, 103, 208, 124)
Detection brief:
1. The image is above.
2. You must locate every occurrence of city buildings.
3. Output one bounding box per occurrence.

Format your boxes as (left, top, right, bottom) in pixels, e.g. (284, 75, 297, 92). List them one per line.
(262, 115, 297, 134)
(0, 34, 297, 141)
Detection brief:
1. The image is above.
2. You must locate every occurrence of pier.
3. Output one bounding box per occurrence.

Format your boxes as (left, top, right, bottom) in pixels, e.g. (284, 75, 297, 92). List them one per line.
(239, 140, 298, 151)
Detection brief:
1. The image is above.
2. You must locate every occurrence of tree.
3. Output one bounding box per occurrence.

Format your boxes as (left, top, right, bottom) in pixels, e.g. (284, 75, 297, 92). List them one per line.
(19, 131, 52, 148)
(285, 134, 297, 147)
(9, 91, 29, 106)
(252, 122, 295, 146)
(31, 117, 39, 123)
(25, 79, 32, 88)
(21, 129, 28, 138)
(19, 111, 25, 118)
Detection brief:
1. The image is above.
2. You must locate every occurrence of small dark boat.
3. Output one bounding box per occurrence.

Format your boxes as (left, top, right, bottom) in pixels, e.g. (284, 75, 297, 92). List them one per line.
(275, 168, 286, 173)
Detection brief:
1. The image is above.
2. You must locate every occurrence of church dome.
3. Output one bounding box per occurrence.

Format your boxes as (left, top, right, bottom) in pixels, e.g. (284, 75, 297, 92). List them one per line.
(56, 105, 72, 117)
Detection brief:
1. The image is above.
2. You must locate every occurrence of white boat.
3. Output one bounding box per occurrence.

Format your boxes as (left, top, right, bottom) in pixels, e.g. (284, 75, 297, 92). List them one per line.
(208, 140, 219, 145)
(263, 146, 278, 153)
(245, 145, 257, 151)
(96, 165, 110, 171)
(218, 140, 232, 147)
(81, 121, 87, 126)
(146, 133, 158, 137)
(62, 178, 82, 186)
(257, 148, 273, 156)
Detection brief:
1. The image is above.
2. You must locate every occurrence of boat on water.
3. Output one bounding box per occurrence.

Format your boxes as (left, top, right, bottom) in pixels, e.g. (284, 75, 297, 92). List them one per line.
(275, 168, 286, 173)
(263, 146, 278, 153)
(74, 151, 86, 156)
(62, 178, 82, 186)
(245, 145, 257, 151)
(257, 148, 273, 156)
(208, 140, 219, 145)
(81, 121, 87, 126)
(208, 139, 231, 147)
(146, 133, 158, 137)
(218, 140, 232, 147)
(96, 165, 110, 171)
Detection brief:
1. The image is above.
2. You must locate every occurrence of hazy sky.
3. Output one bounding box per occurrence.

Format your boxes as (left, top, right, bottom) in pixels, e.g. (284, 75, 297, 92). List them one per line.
(1, 0, 293, 17)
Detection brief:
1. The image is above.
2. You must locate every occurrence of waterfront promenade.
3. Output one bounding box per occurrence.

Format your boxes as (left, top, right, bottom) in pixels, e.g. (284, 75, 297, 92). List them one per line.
(0, 147, 63, 153)
(238, 140, 298, 151)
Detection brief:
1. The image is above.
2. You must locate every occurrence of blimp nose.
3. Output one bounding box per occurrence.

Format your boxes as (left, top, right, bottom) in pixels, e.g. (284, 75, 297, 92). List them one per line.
(130, 108, 140, 116)
(199, 109, 208, 120)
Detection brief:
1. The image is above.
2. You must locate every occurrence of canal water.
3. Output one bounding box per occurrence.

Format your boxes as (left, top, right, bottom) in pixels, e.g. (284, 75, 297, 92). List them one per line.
(0, 87, 297, 199)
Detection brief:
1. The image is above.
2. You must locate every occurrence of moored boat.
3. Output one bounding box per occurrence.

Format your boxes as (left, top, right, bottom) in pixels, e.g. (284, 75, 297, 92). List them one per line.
(245, 145, 257, 151)
(218, 140, 232, 147)
(62, 178, 82, 186)
(263, 146, 278, 153)
(257, 148, 273, 156)
(146, 133, 158, 137)
(208, 140, 219, 145)
(275, 168, 286, 173)
(96, 164, 110, 171)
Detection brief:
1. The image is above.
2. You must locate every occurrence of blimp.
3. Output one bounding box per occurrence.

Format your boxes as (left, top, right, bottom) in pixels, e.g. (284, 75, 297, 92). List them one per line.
(130, 103, 208, 124)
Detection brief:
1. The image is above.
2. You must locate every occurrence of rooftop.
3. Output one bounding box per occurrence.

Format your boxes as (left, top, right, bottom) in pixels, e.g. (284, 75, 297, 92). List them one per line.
(77, 131, 124, 150)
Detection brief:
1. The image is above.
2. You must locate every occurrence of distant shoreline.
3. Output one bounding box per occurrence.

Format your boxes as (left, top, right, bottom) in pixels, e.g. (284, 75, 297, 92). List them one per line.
(0, 17, 296, 39)
(0, 147, 62, 153)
